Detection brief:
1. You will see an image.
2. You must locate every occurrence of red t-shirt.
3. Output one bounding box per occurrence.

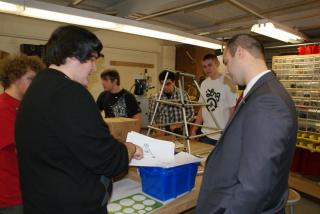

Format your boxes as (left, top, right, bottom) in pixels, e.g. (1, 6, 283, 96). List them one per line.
(0, 92, 22, 208)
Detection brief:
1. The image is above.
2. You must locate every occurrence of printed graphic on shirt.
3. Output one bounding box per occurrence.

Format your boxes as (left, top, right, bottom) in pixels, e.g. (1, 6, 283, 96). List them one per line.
(111, 96, 128, 117)
(206, 88, 220, 112)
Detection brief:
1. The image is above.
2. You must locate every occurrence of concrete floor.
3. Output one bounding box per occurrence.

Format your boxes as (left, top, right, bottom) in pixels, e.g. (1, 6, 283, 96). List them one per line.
(292, 194, 320, 214)
(182, 194, 320, 214)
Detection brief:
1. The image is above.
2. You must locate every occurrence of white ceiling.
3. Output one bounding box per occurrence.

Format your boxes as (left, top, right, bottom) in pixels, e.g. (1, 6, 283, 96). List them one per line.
(28, 0, 320, 46)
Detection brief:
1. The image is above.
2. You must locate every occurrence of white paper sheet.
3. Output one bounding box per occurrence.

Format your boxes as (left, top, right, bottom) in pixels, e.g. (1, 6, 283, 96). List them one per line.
(127, 132, 201, 167)
(127, 131, 175, 167)
(166, 152, 201, 168)
(110, 178, 142, 201)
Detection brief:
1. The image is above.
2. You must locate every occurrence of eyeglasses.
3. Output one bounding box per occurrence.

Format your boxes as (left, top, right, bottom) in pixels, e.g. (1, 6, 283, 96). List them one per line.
(90, 52, 104, 61)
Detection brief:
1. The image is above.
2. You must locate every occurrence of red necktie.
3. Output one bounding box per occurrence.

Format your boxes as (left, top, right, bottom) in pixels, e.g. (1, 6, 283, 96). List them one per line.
(235, 91, 244, 109)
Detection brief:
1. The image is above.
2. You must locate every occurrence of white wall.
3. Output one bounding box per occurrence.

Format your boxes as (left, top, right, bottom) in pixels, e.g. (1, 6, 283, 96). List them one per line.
(90, 30, 176, 99)
(0, 13, 176, 98)
(88, 46, 159, 99)
(0, 14, 58, 53)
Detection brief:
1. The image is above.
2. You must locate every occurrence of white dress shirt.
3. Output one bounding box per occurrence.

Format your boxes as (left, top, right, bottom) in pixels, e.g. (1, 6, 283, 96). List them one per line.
(243, 70, 271, 97)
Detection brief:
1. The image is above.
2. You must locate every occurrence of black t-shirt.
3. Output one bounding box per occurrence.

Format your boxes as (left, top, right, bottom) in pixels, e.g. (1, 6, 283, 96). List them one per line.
(97, 89, 141, 118)
(15, 68, 129, 214)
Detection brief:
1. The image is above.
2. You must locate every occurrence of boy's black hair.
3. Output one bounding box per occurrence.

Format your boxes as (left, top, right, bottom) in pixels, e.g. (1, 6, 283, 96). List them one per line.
(44, 25, 103, 66)
(158, 70, 176, 82)
(100, 69, 120, 85)
(202, 53, 218, 61)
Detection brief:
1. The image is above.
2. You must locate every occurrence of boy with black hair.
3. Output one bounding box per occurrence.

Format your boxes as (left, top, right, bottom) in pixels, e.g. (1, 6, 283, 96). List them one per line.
(15, 25, 143, 214)
(149, 70, 194, 134)
(97, 69, 142, 130)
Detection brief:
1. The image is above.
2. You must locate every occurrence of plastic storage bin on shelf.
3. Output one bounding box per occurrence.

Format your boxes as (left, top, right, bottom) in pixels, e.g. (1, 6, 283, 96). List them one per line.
(138, 162, 199, 201)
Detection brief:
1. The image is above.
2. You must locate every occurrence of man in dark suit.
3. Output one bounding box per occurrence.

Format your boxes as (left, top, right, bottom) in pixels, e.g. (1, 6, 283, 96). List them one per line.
(196, 34, 297, 213)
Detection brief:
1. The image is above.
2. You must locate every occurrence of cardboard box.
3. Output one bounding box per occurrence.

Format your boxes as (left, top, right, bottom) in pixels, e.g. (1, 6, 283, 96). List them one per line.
(103, 117, 140, 143)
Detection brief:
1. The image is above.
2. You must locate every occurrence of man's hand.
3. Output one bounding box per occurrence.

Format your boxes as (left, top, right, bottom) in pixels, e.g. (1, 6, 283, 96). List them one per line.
(190, 128, 199, 141)
(125, 142, 143, 160)
(133, 145, 143, 160)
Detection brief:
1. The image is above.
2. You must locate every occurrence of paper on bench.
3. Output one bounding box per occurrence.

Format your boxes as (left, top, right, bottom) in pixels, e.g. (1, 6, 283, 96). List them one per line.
(110, 178, 141, 201)
(127, 131, 175, 167)
(166, 151, 201, 168)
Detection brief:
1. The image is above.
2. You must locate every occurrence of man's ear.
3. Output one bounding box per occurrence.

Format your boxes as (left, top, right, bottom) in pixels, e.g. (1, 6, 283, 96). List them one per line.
(236, 46, 245, 59)
(66, 57, 78, 63)
(215, 59, 220, 67)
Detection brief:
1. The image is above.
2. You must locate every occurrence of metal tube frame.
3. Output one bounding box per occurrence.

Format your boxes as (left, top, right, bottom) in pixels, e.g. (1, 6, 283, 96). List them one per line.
(147, 70, 222, 153)
(188, 130, 221, 139)
(147, 71, 169, 136)
(147, 125, 186, 139)
(153, 121, 184, 127)
(156, 99, 182, 107)
(177, 71, 191, 153)
(184, 103, 209, 106)
(187, 122, 222, 130)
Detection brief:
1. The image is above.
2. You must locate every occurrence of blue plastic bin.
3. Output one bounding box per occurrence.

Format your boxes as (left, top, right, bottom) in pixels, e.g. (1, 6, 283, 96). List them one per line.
(138, 162, 199, 201)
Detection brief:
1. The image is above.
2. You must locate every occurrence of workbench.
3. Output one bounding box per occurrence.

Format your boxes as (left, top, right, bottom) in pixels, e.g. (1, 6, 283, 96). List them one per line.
(126, 140, 214, 214)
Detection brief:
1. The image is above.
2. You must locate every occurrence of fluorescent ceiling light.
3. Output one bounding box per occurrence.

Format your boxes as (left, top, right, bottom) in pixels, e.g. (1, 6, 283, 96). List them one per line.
(0, 1, 23, 12)
(251, 19, 306, 43)
(116, 25, 185, 42)
(23, 7, 120, 30)
(0, 0, 222, 49)
(181, 38, 222, 50)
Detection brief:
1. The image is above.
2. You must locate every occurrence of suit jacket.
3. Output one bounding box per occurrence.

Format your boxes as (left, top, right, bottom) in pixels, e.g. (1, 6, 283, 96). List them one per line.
(196, 72, 297, 214)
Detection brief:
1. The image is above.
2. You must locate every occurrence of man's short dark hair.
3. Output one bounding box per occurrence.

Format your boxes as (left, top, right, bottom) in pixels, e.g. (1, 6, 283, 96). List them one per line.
(202, 53, 220, 65)
(100, 69, 120, 85)
(226, 34, 265, 59)
(44, 25, 103, 66)
(158, 70, 176, 82)
(203, 53, 217, 61)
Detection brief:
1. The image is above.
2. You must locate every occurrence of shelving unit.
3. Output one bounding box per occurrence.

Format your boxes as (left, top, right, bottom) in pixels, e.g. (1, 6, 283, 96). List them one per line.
(273, 54, 320, 153)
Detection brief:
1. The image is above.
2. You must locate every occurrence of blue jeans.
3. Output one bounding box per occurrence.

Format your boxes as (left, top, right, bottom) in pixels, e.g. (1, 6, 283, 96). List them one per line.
(199, 135, 218, 146)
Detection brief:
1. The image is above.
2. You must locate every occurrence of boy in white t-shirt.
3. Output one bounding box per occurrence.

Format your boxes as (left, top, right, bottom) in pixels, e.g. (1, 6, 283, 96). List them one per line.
(191, 53, 237, 145)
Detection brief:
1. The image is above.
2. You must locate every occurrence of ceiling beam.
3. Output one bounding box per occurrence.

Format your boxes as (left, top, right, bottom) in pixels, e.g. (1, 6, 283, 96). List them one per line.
(194, 0, 319, 36)
(203, 11, 320, 39)
(299, 25, 320, 31)
(134, 0, 219, 21)
(182, 0, 225, 13)
(68, 0, 85, 7)
(192, 0, 320, 34)
(226, 0, 266, 19)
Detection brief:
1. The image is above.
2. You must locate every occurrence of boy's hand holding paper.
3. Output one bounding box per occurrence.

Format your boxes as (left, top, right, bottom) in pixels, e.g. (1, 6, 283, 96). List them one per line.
(126, 131, 200, 167)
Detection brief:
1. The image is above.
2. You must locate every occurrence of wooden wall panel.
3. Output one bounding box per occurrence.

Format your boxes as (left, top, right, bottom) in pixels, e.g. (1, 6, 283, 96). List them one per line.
(175, 44, 215, 97)
(110, 60, 154, 68)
